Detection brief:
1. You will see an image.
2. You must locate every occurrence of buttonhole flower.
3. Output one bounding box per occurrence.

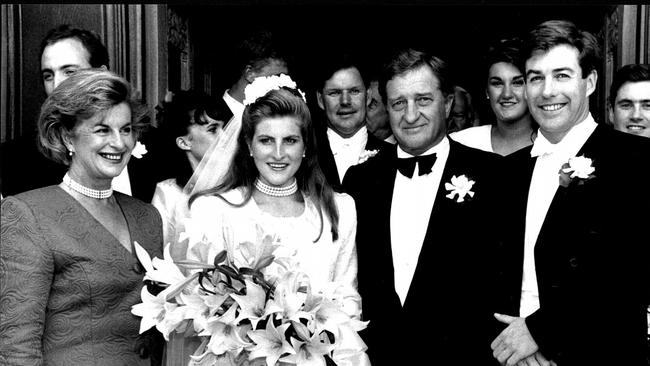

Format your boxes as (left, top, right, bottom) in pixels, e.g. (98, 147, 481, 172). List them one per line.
(357, 149, 379, 164)
(132, 141, 147, 159)
(559, 155, 595, 187)
(445, 174, 475, 203)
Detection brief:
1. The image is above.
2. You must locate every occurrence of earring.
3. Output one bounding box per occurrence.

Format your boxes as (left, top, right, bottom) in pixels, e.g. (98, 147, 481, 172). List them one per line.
(302, 152, 306, 158)
(68, 150, 74, 157)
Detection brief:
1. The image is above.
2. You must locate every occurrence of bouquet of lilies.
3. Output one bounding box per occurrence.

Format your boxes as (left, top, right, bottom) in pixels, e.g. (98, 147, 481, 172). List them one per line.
(131, 228, 368, 366)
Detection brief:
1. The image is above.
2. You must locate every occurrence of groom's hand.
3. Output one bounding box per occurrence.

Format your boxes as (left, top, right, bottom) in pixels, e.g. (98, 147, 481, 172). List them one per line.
(491, 313, 539, 366)
(515, 351, 556, 366)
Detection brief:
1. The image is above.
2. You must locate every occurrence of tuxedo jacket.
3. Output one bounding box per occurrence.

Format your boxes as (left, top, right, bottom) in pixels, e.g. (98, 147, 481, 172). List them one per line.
(315, 124, 392, 190)
(498, 125, 650, 365)
(343, 138, 504, 365)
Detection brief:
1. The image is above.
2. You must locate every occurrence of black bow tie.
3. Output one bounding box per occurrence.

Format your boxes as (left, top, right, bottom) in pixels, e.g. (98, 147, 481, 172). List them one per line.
(397, 154, 437, 178)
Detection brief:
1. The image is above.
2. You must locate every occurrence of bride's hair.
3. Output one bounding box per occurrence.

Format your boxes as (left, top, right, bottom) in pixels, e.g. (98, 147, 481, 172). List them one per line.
(190, 87, 340, 242)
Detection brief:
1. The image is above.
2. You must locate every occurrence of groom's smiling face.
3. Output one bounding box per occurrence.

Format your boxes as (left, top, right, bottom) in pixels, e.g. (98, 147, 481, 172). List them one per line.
(525, 44, 597, 143)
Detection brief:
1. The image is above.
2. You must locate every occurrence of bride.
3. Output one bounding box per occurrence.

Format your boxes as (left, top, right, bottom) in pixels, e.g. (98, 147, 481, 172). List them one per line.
(169, 75, 368, 365)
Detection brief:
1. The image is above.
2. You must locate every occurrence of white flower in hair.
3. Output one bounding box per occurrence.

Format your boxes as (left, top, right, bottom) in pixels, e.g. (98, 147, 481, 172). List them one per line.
(243, 74, 306, 106)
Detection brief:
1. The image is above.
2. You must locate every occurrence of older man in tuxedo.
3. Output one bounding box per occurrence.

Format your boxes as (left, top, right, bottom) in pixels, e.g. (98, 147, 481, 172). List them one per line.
(344, 49, 503, 365)
(491, 20, 650, 366)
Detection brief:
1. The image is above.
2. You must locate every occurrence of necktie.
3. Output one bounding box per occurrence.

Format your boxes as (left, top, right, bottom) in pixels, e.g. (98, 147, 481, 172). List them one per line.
(397, 154, 437, 178)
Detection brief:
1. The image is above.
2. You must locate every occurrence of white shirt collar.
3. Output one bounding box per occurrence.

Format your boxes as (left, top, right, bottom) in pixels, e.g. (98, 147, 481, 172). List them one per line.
(530, 113, 598, 158)
(222, 89, 245, 118)
(397, 136, 449, 159)
(327, 126, 368, 153)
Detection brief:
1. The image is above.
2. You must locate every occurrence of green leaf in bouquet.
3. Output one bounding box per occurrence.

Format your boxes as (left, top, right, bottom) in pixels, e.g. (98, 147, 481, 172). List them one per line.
(164, 272, 200, 302)
(174, 259, 216, 270)
(213, 250, 228, 266)
(254, 255, 275, 271)
(216, 264, 243, 282)
(290, 320, 311, 342)
(198, 272, 218, 295)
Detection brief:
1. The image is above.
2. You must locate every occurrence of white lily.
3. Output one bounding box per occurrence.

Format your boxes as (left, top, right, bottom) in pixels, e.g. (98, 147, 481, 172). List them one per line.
(134, 241, 186, 286)
(131, 286, 187, 340)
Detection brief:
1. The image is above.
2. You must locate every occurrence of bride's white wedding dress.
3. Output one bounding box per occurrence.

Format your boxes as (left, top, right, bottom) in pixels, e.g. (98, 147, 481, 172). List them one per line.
(165, 187, 368, 366)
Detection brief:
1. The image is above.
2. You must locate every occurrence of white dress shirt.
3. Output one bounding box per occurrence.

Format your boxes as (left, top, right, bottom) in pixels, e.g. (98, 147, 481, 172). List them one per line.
(327, 126, 369, 182)
(112, 166, 132, 196)
(222, 89, 245, 120)
(519, 114, 597, 317)
(391, 137, 450, 305)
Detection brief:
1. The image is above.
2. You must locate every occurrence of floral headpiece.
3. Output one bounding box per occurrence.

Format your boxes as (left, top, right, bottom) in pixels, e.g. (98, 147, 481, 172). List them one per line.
(243, 74, 307, 106)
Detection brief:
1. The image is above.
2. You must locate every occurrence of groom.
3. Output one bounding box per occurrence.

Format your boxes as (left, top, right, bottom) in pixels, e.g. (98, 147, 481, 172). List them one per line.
(343, 49, 504, 365)
(492, 20, 650, 366)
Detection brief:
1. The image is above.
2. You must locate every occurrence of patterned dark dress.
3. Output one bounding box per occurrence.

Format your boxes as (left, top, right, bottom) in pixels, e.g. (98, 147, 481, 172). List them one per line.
(0, 186, 163, 365)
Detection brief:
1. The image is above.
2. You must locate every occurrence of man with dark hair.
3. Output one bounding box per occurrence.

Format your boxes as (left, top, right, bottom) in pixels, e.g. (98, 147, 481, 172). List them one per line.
(492, 20, 650, 366)
(608, 63, 650, 138)
(222, 29, 289, 119)
(40, 24, 109, 95)
(2, 24, 158, 202)
(344, 48, 503, 365)
(315, 52, 390, 188)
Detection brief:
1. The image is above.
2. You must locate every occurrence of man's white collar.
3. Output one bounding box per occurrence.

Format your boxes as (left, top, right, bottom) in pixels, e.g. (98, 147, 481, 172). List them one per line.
(327, 126, 368, 151)
(530, 114, 597, 157)
(397, 136, 449, 158)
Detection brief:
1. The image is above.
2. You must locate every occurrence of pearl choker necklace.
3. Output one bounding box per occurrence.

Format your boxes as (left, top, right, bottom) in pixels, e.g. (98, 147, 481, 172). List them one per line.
(63, 173, 113, 199)
(254, 178, 298, 197)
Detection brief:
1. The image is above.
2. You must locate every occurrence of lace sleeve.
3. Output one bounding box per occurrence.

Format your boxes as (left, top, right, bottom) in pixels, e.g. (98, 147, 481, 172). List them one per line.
(0, 197, 53, 365)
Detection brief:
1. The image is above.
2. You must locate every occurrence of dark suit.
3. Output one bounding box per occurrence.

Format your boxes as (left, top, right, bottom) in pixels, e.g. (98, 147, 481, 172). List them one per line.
(343, 138, 504, 365)
(315, 125, 391, 190)
(498, 125, 650, 365)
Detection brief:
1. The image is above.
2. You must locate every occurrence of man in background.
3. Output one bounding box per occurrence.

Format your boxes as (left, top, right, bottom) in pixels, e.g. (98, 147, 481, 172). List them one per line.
(315, 52, 390, 188)
(221, 29, 289, 120)
(608, 63, 650, 138)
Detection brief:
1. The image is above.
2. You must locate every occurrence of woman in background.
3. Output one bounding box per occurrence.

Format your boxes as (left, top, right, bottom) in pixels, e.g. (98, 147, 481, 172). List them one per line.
(451, 37, 536, 155)
(0, 69, 163, 365)
(151, 89, 232, 253)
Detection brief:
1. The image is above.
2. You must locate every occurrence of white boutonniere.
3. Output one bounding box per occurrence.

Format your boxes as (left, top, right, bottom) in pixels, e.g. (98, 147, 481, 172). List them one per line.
(445, 175, 475, 203)
(558, 155, 595, 187)
(132, 141, 148, 159)
(357, 149, 379, 164)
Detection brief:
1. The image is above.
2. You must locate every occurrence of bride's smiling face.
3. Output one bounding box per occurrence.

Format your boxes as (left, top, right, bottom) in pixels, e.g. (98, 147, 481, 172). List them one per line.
(249, 115, 305, 188)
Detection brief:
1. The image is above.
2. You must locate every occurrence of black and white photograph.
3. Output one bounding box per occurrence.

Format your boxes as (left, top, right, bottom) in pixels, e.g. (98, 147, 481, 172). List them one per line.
(1, 3, 649, 366)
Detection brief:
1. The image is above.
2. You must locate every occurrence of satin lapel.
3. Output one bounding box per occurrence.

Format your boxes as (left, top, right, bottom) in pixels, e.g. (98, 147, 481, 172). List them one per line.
(373, 149, 399, 286)
(316, 130, 341, 187)
(365, 133, 386, 151)
(537, 125, 604, 246)
(401, 142, 460, 309)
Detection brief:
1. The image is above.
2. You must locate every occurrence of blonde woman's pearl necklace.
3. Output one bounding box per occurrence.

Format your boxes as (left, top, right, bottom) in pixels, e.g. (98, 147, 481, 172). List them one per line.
(254, 178, 298, 197)
(63, 173, 113, 199)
